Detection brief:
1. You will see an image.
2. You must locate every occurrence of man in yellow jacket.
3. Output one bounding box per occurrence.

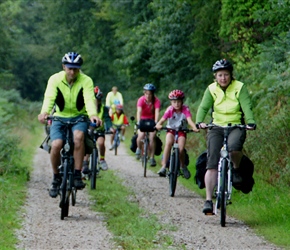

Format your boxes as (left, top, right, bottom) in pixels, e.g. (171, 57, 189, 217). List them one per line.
(38, 52, 101, 198)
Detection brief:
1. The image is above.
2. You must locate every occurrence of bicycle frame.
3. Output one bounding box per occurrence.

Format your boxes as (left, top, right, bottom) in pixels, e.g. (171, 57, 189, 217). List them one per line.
(205, 123, 247, 226)
(48, 115, 86, 220)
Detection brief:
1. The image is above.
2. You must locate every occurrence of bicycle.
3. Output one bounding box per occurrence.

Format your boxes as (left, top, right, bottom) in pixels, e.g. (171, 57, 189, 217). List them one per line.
(112, 124, 123, 156)
(200, 123, 249, 227)
(160, 127, 196, 197)
(86, 124, 112, 190)
(47, 115, 87, 220)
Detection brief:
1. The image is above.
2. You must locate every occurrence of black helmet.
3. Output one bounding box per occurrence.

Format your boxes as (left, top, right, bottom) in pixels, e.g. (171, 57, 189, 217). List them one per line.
(62, 52, 83, 68)
(212, 59, 233, 73)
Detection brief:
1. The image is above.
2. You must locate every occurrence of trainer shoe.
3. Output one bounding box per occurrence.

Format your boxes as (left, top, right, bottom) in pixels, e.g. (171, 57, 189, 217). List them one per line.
(150, 158, 156, 167)
(182, 166, 191, 179)
(74, 175, 86, 190)
(121, 136, 125, 141)
(157, 167, 166, 177)
(100, 160, 108, 171)
(135, 148, 141, 160)
(203, 200, 213, 214)
(109, 144, 114, 150)
(49, 178, 61, 198)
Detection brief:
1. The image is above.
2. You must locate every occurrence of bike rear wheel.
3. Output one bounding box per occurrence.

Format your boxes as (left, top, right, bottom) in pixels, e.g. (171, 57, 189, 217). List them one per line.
(142, 138, 148, 177)
(169, 149, 179, 197)
(90, 148, 98, 190)
(220, 159, 227, 227)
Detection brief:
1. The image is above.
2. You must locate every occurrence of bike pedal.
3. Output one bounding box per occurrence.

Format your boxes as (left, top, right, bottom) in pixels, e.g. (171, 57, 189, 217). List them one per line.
(204, 212, 215, 216)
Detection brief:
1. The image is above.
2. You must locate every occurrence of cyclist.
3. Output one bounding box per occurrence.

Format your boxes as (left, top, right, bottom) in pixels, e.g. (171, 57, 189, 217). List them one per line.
(196, 59, 256, 214)
(135, 83, 161, 166)
(155, 90, 199, 178)
(109, 104, 129, 150)
(38, 52, 101, 198)
(82, 86, 113, 173)
(105, 86, 124, 116)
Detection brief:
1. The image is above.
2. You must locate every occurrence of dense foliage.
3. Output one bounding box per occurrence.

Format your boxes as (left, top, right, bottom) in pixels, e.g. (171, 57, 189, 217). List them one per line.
(0, 0, 288, 184)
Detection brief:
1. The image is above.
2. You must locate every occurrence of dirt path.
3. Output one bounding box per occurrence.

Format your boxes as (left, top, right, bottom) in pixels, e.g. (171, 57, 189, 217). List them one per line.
(16, 138, 282, 250)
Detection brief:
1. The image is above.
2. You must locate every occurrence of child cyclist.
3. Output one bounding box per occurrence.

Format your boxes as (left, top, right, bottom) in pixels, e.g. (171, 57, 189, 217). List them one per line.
(109, 104, 129, 150)
(82, 86, 113, 174)
(155, 90, 199, 178)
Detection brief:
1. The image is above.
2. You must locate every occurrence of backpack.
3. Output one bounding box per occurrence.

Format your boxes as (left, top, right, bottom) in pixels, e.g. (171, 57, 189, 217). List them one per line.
(233, 155, 255, 194)
(194, 151, 207, 189)
(154, 136, 163, 156)
(130, 134, 138, 153)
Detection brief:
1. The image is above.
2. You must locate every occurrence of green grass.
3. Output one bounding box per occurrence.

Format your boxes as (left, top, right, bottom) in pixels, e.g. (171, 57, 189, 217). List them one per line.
(0, 120, 43, 249)
(88, 171, 174, 249)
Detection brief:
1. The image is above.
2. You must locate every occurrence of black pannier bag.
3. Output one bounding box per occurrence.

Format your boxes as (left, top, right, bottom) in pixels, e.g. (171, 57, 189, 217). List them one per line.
(139, 119, 156, 132)
(233, 155, 255, 194)
(154, 135, 163, 156)
(194, 151, 207, 189)
(130, 134, 138, 153)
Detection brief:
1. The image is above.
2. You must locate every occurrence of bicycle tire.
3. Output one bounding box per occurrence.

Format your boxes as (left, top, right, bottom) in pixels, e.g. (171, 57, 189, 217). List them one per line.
(220, 159, 227, 227)
(143, 138, 148, 177)
(169, 149, 179, 197)
(71, 188, 76, 206)
(114, 133, 119, 156)
(60, 160, 68, 220)
(90, 148, 98, 190)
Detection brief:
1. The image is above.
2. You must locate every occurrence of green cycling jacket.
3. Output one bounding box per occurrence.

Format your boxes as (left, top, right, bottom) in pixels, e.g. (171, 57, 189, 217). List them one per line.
(196, 80, 255, 126)
(40, 71, 97, 118)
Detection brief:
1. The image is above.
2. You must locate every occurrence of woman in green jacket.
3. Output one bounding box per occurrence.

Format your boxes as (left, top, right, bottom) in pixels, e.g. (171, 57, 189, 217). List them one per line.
(196, 59, 256, 214)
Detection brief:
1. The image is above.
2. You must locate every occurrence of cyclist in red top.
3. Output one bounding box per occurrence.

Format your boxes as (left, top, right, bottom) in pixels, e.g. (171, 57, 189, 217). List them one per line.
(135, 83, 161, 166)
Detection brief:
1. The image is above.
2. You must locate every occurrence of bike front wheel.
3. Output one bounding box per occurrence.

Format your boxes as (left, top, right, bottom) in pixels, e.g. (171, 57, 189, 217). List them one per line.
(220, 159, 228, 227)
(142, 139, 148, 177)
(90, 148, 98, 190)
(60, 160, 69, 220)
(169, 149, 179, 197)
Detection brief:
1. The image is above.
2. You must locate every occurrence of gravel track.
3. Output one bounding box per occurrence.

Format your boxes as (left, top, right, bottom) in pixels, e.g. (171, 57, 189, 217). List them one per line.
(15, 138, 282, 250)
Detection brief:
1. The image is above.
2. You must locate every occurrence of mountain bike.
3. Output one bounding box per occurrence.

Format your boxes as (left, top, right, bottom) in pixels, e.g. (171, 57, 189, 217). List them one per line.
(201, 123, 249, 227)
(160, 127, 196, 197)
(48, 115, 87, 220)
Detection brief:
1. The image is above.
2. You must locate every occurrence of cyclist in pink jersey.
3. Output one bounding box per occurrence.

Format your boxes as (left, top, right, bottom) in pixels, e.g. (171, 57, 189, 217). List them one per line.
(135, 83, 161, 166)
(155, 90, 199, 178)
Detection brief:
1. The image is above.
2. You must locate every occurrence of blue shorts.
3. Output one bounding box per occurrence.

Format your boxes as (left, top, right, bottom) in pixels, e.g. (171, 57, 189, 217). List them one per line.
(50, 116, 89, 141)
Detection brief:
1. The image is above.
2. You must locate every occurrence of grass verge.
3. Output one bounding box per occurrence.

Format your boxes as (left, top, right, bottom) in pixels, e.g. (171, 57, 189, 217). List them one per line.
(88, 171, 174, 249)
(0, 121, 43, 249)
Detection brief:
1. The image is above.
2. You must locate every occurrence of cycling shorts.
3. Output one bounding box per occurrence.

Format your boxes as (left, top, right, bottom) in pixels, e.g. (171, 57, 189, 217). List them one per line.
(50, 116, 89, 141)
(206, 127, 246, 169)
(167, 129, 186, 138)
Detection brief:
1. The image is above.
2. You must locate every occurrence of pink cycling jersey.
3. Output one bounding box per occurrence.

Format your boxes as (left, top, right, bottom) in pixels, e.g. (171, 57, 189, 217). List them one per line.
(137, 95, 161, 120)
(163, 105, 192, 129)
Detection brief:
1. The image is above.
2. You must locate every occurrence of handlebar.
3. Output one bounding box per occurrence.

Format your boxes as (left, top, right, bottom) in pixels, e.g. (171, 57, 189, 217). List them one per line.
(197, 123, 256, 130)
(157, 127, 198, 133)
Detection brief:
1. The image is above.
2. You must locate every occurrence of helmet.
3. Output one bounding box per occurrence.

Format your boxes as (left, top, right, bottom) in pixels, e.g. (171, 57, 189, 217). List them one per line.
(116, 104, 123, 110)
(94, 86, 103, 99)
(62, 52, 83, 68)
(168, 89, 185, 100)
(143, 83, 156, 91)
(212, 59, 233, 73)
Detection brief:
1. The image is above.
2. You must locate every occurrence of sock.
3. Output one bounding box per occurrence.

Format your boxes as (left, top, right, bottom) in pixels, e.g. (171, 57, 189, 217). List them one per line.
(100, 156, 105, 161)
